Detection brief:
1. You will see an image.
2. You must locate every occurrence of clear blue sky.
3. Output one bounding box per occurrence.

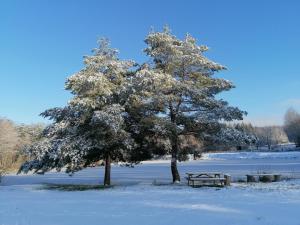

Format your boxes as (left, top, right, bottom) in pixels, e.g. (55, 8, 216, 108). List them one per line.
(1, 0, 300, 126)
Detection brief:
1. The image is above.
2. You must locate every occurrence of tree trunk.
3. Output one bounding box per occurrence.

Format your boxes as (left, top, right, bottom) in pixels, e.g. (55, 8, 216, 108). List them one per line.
(170, 106, 181, 183)
(104, 153, 111, 186)
(171, 137, 180, 183)
(171, 155, 180, 183)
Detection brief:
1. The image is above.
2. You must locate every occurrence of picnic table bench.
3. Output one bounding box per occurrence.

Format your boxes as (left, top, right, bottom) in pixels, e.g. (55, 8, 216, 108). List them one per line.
(246, 174, 281, 183)
(186, 172, 231, 187)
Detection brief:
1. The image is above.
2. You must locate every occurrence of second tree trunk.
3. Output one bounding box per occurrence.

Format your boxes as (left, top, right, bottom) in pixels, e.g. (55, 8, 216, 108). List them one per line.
(104, 153, 111, 186)
(171, 136, 180, 183)
(171, 154, 180, 183)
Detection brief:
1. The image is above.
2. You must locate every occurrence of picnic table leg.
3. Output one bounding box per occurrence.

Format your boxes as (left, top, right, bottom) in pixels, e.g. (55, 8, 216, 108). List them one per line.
(224, 175, 231, 186)
(274, 174, 281, 182)
(247, 175, 256, 182)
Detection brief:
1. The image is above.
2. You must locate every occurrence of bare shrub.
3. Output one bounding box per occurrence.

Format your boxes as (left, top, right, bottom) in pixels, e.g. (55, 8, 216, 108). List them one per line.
(0, 152, 8, 182)
(254, 126, 288, 149)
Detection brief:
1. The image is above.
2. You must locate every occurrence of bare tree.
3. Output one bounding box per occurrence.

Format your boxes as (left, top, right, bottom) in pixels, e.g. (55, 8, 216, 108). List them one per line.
(0, 119, 19, 180)
(284, 108, 300, 146)
(0, 118, 44, 180)
(254, 126, 288, 149)
(0, 119, 19, 153)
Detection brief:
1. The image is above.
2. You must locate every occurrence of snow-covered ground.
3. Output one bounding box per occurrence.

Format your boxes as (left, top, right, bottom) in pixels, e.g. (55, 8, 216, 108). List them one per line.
(1, 151, 300, 225)
(202, 151, 300, 160)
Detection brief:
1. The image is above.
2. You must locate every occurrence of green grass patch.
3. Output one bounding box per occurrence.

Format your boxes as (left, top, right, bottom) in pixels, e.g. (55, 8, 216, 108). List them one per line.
(40, 183, 112, 191)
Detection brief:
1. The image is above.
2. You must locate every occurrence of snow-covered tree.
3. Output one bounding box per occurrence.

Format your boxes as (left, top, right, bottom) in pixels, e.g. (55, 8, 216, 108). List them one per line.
(213, 123, 257, 149)
(20, 39, 135, 186)
(134, 27, 247, 182)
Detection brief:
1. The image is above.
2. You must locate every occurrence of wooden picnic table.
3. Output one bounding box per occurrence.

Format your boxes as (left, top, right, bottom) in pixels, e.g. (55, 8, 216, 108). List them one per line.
(186, 172, 223, 178)
(186, 172, 231, 187)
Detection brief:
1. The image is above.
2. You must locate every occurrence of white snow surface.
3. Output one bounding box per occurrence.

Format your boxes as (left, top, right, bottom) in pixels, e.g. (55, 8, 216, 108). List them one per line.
(1, 151, 300, 225)
(202, 151, 300, 160)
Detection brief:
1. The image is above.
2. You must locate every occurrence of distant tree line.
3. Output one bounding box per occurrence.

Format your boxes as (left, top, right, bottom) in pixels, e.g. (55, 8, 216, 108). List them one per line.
(229, 108, 300, 151)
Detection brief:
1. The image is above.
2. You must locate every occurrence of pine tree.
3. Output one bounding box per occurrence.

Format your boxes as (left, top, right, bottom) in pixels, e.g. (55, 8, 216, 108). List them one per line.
(20, 39, 135, 186)
(135, 27, 246, 182)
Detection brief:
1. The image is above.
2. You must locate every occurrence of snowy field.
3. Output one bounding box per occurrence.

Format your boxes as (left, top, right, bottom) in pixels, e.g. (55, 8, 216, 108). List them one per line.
(1, 151, 300, 225)
(202, 151, 300, 160)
